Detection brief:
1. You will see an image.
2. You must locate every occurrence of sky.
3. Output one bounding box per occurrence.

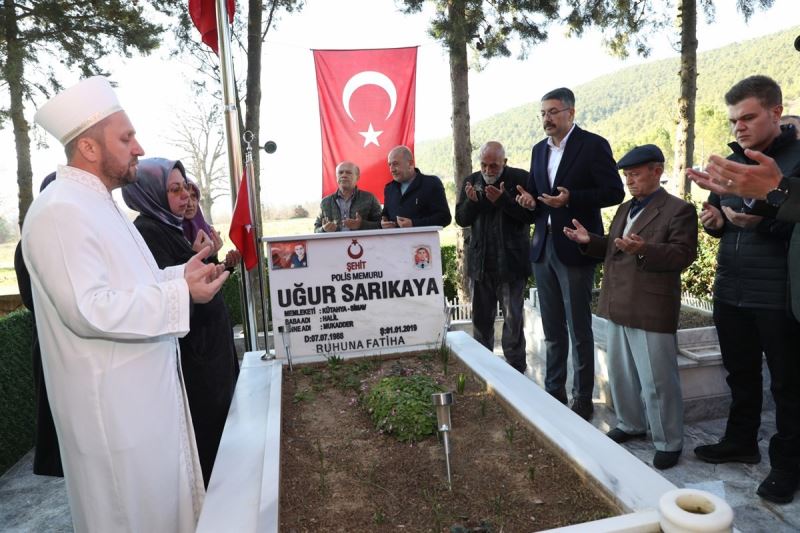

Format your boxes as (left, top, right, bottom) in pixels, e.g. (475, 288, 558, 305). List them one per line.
(1, 0, 799, 221)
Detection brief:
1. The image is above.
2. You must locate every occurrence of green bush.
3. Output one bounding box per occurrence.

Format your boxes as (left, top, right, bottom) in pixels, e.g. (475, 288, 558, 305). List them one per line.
(682, 218, 719, 300)
(440, 245, 457, 300)
(363, 375, 442, 443)
(221, 269, 243, 325)
(0, 309, 35, 476)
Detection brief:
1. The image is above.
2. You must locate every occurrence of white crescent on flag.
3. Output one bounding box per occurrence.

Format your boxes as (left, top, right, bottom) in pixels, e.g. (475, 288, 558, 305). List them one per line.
(341, 70, 397, 121)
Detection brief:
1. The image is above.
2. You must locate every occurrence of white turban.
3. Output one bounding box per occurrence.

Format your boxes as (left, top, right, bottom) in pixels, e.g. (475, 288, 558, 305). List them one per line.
(34, 76, 123, 145)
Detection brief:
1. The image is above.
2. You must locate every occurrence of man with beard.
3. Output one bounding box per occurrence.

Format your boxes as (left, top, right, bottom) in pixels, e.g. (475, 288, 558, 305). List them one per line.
(455, 141, 532, 372)
(314, 160, 382, 232)
(516, 87, 624, 420)
(23, 76, 228, 532)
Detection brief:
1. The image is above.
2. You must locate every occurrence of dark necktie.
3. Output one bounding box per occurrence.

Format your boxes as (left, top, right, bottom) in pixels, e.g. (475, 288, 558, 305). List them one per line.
(629, 199, 644, 218)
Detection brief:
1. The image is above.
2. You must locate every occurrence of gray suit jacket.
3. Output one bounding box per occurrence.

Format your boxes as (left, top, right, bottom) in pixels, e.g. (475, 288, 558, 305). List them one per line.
(584, 188, 698, 334)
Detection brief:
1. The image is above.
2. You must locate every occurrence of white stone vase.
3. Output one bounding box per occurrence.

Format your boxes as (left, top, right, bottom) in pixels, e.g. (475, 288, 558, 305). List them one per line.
(659, 488, 734, 533)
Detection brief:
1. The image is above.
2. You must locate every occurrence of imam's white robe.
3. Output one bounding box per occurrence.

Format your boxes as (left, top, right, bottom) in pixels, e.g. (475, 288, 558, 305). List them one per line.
(22, 165, 204, 533)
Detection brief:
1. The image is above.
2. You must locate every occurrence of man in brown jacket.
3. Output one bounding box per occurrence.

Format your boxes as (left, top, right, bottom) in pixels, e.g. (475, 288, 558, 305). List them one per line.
(564, 144, 698, 470)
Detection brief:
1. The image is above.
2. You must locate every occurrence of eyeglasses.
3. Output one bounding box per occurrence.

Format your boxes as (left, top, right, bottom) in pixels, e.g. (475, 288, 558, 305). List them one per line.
(167, 183, 191, 195)
(540, 107, 571, 119)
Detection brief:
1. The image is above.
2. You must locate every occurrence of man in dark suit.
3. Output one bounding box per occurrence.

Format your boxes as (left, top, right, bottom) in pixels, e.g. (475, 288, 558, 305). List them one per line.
(517, 87, 624, 420)
(565, 145, 697, 470)
(381, 145, 451, 229)
(455, 141, 533, 372)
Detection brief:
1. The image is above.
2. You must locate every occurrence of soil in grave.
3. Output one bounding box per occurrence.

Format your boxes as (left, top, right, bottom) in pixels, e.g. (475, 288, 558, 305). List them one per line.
(280, 352, 618, 532)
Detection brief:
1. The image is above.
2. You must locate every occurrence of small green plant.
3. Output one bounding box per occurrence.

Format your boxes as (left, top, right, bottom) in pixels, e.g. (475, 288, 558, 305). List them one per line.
(324, 353, 343, 367)
(480, 397, 487, 417)
(490, 494, 505, 516)
(364, 375, 442, 442)
(315, 440, 329, 497)
(438, 344, 451, 376)
(372, 508, 386, 525)
(293, 388, 314, 404)
(456, 373, 466, 394)
(527, 465, 536, 483)
(504, 424, 515, 444)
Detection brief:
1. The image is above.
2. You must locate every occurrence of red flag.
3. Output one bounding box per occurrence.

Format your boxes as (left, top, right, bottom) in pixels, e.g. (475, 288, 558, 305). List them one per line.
(313, 47, 417, 203)
(229, 174, 258, 270)
(188, 0, 235, 55)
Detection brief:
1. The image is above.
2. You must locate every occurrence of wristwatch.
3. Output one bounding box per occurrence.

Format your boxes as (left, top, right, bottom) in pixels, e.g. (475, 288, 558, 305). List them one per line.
(766, 177, 790, 208)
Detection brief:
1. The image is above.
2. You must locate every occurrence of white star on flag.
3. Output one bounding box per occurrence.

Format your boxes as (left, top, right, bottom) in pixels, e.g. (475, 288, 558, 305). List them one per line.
(358, 123, 383, 147)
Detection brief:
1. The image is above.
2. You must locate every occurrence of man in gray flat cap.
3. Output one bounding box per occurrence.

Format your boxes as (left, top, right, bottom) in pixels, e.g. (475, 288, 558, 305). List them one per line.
(564, 144, 698, 470)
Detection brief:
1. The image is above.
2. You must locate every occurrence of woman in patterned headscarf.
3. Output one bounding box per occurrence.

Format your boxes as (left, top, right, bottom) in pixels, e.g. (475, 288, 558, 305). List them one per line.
(122, 158, 239, 488)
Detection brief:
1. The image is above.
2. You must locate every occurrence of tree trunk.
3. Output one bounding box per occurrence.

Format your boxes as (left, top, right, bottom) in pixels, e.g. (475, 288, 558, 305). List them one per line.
(200, 151, 214, 223)
(244, 0, 267, 341)
(3, 1, 33, 229)
(675, 0, 697, 200)
(447, 0, 472, 307)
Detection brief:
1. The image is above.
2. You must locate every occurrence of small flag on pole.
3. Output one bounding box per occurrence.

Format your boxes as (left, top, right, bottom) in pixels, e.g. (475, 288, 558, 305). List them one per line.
(229, 173, 258, 270)
(188, 0, 236, 55)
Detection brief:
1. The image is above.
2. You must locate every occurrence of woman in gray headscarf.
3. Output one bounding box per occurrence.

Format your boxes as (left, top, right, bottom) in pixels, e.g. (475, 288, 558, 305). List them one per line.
(122, 158, 239, 488)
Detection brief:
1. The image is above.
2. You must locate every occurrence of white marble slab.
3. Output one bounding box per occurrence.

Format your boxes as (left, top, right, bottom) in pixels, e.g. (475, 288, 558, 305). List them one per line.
(198, 338, 744, 533)
(447, 331, 677, 513)
(196, 354, 282, 533)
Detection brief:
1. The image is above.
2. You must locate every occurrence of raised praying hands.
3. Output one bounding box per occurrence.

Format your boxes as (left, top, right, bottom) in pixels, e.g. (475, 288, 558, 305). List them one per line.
(687, 150, 783, 199)
(184, 246, 229, 303)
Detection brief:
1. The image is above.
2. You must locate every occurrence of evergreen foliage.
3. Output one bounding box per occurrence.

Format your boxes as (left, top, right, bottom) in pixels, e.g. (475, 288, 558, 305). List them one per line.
(416, 26, 800, 180)
(0, 310, 35, 476)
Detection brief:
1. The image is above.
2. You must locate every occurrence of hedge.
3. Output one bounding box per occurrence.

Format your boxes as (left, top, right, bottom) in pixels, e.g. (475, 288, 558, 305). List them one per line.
(0, 309, 35, 476)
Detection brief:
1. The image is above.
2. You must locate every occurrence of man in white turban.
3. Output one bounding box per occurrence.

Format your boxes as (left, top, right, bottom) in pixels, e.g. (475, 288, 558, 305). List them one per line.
(23, 76, 229, 532)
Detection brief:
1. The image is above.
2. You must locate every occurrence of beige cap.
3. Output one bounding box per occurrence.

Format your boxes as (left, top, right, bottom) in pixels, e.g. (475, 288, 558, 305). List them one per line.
(34, 76, 123, 145)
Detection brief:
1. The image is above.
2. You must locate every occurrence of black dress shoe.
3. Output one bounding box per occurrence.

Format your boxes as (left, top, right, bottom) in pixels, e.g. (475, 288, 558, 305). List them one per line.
(694, 439, 761, 464)
(757, 468, 799, 504)
(653, 449, 681, 470)
(570, 398, 594, 421)
(606, 428, 646, 444)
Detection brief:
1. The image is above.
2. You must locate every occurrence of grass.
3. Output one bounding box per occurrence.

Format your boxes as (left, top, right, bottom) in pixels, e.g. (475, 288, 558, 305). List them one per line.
(0, 242, 18, 295)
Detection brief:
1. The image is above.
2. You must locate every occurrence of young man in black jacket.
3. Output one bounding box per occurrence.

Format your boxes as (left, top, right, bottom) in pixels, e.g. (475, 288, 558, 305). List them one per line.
(693, 75, 800, 504)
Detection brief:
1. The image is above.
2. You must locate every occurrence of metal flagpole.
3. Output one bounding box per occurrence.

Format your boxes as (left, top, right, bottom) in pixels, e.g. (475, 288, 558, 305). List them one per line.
(243, 132, 271, 355)
(215, 0, 258, 352)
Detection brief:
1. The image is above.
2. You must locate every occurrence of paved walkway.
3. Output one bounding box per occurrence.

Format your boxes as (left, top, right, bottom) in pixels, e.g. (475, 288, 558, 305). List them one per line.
(1, 346, 798, 532)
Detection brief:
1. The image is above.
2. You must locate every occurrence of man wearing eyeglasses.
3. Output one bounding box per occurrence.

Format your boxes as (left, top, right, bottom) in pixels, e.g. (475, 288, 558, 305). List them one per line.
(516, 87, 624, 420)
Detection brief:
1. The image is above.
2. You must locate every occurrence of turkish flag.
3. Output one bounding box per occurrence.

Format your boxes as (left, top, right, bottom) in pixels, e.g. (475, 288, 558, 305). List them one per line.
(229, 173, 258, 270)
(313, 47, 417, 203)
(188, 0, 235, 55)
